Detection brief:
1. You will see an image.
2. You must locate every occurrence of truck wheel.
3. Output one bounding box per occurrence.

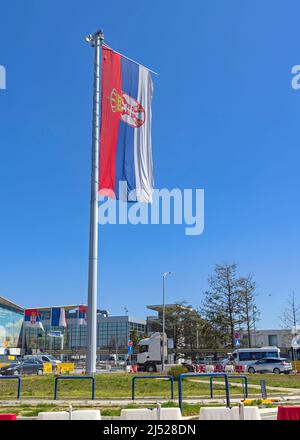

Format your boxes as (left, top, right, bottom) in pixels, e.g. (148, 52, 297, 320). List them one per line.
(146, 363, 156, 373)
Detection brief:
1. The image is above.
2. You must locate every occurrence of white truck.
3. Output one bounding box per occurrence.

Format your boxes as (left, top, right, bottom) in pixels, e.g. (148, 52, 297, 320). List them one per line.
(137, 332, 169, 372)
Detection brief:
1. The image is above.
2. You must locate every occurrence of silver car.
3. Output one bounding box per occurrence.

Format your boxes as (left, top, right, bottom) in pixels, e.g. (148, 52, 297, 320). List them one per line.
(247, 357, 293, 374)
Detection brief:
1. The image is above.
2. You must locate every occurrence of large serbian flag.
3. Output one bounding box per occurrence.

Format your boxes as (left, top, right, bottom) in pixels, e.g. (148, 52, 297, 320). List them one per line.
(77, 305, 88, 325)
(24, 309, 44, 330)
(99, 45, 154, 203)
(51, 307, 67, 327)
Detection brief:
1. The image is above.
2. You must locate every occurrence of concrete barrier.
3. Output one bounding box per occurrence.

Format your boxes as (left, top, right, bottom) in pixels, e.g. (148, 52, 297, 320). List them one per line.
(72, 410, 101, 420)
(199, 407, 231, 420)
(120, 409, 154, 420)
(38, 411, 69, 420)
(230, 406, 261, 420)
(152, 408, 182, 420)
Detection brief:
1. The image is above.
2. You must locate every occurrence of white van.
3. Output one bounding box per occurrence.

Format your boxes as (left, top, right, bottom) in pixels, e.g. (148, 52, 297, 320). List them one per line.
(231, 347, 280, 366)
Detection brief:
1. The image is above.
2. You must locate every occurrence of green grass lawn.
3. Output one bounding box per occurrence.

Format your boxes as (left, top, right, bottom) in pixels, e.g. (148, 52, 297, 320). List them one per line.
(198, 374, 300, 389)
(0, 373, 242, 399)
(244, 374, 300, 388)
(0, 372, 298, 401)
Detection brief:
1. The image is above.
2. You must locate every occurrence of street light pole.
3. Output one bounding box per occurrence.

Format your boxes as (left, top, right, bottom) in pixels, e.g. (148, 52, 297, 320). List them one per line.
(162, 272, 171, 372)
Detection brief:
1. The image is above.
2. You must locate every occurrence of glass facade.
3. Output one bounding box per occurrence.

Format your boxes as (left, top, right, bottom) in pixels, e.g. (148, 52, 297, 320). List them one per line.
(0, 304, 23, 348)
(0, 298, 146, 352)
(23, 312, 146, 351)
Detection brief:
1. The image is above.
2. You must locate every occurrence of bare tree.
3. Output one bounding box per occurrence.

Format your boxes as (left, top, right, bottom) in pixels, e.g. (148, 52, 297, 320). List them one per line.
(279, 293, 300, 334)
(238, 274, 260, 347)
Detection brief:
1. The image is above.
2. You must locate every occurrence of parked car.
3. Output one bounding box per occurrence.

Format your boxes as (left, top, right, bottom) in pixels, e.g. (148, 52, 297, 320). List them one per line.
(36, 354, 61, 367)
(0, 358, 44, 376)
(23, 354, 61, 367)
(247, 357, 293, 374)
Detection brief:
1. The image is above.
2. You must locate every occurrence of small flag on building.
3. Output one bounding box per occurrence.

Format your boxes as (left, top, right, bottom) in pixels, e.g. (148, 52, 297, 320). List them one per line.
(24, 309, 44, 330)
(51, 307, 67, 327)
(78, 306, 88, 325)
(99, 45, 154, 203)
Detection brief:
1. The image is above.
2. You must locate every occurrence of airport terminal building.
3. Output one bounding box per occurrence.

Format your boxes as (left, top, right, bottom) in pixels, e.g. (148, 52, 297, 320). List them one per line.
(0, 297, 24, 350)
(0, 296, 146, 354)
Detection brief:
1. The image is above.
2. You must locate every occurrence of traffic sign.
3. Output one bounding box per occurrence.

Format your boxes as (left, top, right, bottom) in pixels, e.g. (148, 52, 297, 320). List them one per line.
(48, 331, 63, 338)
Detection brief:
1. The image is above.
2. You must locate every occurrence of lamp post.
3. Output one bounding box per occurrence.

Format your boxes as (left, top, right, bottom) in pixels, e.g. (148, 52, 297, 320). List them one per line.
(162, 272, 171, 372)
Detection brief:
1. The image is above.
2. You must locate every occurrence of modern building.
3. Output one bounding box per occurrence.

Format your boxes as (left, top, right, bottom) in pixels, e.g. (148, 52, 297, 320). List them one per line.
(0, 296, 24, 349)
(146, 303, 192, 334)
(0, 296, 146, 354)
(241, 328, 294, 349)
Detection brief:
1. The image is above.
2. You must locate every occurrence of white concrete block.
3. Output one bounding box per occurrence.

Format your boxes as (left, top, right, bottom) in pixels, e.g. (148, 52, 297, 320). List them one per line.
(152, 408, 182, 420)
(72, 410, 101, 420)
(120, 409, 155, 420)
(38, 411, 69, 420)
(230, 406, 261, 420)
(199, 407, 231, 420)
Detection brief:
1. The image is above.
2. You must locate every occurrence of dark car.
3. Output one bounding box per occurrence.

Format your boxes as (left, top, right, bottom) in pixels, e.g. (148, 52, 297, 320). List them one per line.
(0, 358, 44, 376)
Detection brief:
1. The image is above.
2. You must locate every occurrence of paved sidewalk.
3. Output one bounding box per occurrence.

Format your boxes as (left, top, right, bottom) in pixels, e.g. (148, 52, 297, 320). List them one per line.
(0, 396, 299, 406)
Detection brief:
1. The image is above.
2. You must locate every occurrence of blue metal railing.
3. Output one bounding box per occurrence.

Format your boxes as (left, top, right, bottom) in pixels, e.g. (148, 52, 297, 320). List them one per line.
(54, 375, 95, 400)
(0, 376, 21, 399)
(178, 373, 230, 411)
(132, 375, 174, 400)
(210, 375, 248, 400)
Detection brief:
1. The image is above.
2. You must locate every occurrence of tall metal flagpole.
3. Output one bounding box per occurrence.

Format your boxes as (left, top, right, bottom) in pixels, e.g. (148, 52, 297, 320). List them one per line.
(85, 30, 104, 374)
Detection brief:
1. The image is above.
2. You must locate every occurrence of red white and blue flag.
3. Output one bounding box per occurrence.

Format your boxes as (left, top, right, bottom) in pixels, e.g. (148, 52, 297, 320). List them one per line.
(77, 305, 88, 325)
(51, 307, 67, 327)
(24, 309, 44, 330)
(99, 45, 154, 203)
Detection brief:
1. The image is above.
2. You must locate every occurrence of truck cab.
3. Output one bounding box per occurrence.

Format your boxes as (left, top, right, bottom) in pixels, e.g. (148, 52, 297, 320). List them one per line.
(137, 332, 167, 372)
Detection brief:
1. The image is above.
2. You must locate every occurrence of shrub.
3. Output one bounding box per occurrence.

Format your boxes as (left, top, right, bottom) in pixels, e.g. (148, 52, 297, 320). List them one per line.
(167, 365, 188, 380)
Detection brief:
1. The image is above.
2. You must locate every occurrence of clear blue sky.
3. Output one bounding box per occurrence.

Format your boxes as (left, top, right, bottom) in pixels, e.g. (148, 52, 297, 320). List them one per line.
(0, 0, 299, 328)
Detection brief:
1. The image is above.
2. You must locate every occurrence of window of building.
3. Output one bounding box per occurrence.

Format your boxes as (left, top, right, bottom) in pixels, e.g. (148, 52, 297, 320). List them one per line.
(268, 335, 278, 346)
